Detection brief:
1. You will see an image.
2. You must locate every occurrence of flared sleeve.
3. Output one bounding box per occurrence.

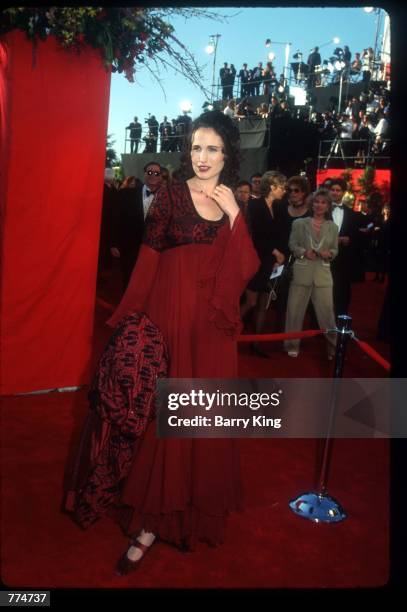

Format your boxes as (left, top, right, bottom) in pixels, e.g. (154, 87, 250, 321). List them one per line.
(208, 212, 260, 337)
(106, 186, 172, 328)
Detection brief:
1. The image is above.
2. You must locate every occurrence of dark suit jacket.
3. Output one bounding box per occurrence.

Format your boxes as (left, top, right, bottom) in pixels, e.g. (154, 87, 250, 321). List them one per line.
(219, 67, 229, 84)
(331, 206, 361, 283)
(128, 121, 142, 139)
(247, 197, 279, 271)
(307, 51, 321, 70)
(113, 184, 145, 261)
(239, 68, 250, 83)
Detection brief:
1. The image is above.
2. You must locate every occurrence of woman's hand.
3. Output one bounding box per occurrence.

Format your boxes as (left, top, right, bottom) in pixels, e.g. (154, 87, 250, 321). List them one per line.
(272, 249, 285, 265)
(110, 247, 121, 258)
(319, 250, 332, 260)
(212, 184, 240, 226)
(305, 249, 317, 260)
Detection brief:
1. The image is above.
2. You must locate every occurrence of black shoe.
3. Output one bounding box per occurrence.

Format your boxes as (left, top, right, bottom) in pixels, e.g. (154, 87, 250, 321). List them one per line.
(115, 538, 157, 576)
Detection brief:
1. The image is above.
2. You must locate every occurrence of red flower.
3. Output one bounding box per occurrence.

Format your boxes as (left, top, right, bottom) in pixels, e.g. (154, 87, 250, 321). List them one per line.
(76, 33, 85, 44)
(139, 32, 148, 41)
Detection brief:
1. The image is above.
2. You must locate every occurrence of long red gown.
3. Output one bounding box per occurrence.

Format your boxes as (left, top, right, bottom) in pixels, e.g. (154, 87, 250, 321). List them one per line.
(106, 181, 260, 549)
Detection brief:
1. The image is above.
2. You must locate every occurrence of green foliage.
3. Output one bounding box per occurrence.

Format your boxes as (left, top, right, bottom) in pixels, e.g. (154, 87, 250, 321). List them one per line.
(341, 168, 354, 191)
(357, 165, 382, 209)
(0, 7, 224, 92)
(106, 134, 119, 168)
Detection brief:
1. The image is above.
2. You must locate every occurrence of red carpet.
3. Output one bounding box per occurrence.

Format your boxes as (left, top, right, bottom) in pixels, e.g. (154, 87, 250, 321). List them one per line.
(1, 268, 389, 589)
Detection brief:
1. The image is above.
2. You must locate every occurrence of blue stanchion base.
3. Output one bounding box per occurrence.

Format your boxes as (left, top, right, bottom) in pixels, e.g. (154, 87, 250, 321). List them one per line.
(289, 492, 347, 523)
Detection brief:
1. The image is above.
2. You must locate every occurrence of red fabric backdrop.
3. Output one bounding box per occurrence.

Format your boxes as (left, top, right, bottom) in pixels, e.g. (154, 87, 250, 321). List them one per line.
(317, 168, 391, 207)
(0, 31, 111, 394)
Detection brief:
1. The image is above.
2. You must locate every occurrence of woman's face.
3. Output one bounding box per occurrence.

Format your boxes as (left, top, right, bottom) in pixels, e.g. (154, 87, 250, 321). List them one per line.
(330, 184, 344, 203)
(190, 128, 225, 183)
(270, 183, 286, 199)
(287, 184, 305, 205)
(313, 196, 330, 217)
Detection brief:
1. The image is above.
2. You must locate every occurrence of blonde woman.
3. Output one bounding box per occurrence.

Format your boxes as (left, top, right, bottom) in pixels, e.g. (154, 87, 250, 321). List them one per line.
(284, 189, 338, 359)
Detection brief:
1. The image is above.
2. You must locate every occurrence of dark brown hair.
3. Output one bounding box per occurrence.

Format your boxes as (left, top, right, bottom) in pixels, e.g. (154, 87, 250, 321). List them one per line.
(287, 175, 311, 196)
(178, 110, 241, 188)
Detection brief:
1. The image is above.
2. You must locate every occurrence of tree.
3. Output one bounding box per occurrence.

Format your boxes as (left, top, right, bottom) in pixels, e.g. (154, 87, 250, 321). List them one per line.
(106, 134, 120, 169)
(0, 7, 228, 95)
(357, 165, 382, 212)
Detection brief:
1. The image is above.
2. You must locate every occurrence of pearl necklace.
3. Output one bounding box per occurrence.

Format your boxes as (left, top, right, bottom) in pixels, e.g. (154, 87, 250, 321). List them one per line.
(310, 217, 325, 251)
(312, 217, 323, 230)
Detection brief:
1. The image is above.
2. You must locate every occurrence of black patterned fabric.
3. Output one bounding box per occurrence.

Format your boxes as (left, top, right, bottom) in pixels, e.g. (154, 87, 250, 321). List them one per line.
(66, 311, 168, 529)
(72, 420, 137, 529)
(143, 182, 227, 253)
(90, 311, 168, 438)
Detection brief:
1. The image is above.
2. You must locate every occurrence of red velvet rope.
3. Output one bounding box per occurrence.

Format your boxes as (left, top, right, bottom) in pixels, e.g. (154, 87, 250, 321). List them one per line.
(353, 338, 391, 372)
(97, 299, 390, 372)
(238, 329, 326, 342)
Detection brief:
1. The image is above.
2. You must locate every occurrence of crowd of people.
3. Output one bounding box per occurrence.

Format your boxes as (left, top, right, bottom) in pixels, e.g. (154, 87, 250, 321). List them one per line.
(236, 173, 389, 356)
(220, 61, 286, 99)
(314, 88, 390, 163)
(124, 40, 390, 169)
(100, 158, 389, 354)
(125, 86, 389, 171)
(218, 46, 385, 100)
(126, 112, 193, 154)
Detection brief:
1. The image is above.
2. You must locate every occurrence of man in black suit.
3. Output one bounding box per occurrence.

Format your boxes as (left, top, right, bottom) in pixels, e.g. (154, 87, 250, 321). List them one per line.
(126, 116, 142, 154)
(329, 178, 361, 318)
(307, 46, 321, 88)
(159, 115, 172, 152)
(219, 63, 230, 100)
(251, 62, 263, 96)
(238, 63, 250, 97)
(225, 64, 236, 100)
(111, 161, 163, 290)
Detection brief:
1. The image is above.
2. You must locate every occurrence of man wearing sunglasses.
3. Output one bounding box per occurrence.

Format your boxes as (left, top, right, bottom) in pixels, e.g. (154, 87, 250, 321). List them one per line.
(111, 162, 162, 290)
(250, 173, 263, 200)
(142, 162, 163, 218)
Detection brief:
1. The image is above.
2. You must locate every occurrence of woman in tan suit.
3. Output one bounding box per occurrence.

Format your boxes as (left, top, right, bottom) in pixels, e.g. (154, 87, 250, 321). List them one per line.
(284, 189, 338, 359)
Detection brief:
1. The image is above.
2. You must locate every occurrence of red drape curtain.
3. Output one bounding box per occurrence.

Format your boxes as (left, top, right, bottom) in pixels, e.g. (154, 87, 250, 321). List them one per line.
(0, 30, 111, 394)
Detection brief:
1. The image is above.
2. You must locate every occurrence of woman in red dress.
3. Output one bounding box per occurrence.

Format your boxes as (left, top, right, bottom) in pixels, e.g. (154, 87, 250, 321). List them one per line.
(105, 110, 260, 574)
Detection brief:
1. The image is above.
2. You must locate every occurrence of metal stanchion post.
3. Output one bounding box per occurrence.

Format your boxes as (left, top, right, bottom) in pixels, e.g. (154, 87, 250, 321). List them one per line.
(289, 314, 352, 523)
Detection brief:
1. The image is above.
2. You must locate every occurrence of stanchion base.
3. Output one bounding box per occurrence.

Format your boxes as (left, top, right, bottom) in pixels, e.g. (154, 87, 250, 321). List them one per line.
(289, 492, 347, 523)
